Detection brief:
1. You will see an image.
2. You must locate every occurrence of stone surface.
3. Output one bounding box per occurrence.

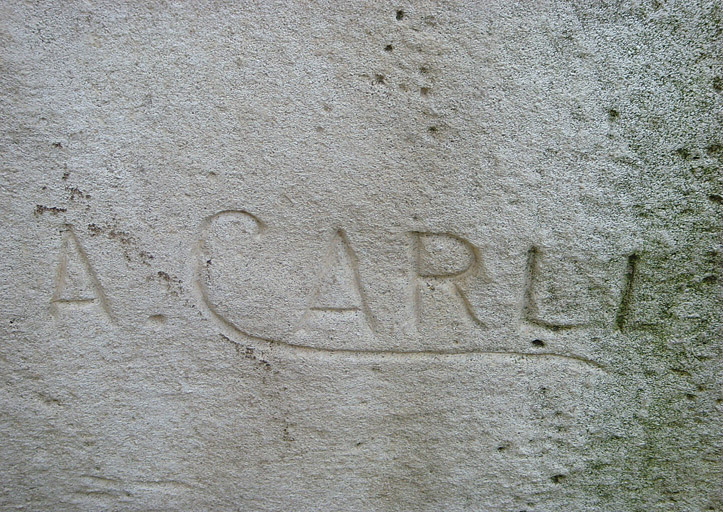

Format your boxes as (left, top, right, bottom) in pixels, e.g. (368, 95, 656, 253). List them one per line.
(1, 1, 721, 510)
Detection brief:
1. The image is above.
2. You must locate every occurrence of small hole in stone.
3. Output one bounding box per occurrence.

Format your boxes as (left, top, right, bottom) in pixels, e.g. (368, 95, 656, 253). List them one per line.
(420, 66, 430, 74)
(147, 314, 167, 325)
(708, 193, 722, 204)
(384, 44, 393, 52)
(374, 74, 386, 84)
(608, 109, 619, 121)
(396, 10, 404, 20)
(420, 87, 430, 96)
(428, 126, 438, 133)
(532, 339, 545, 347)
(675, 147, 692, 160)
(551, 474, 566, 484)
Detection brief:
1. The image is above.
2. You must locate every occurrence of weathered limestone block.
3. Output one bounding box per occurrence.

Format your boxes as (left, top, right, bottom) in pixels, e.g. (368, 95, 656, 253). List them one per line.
(1, 1, 720, 510)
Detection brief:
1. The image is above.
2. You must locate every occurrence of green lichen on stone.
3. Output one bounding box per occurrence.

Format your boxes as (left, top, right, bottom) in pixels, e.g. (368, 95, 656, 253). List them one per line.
(571, 1, 721, 509)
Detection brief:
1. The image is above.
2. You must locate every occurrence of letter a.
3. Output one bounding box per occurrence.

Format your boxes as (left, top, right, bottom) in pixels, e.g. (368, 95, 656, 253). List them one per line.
(297, 229, 375, 335)
(51, 226, 112, 321)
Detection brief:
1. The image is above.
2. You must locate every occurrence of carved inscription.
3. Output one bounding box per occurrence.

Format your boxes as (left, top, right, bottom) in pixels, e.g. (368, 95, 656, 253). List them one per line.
(36, 206, 712, 369)
(51, 226, 112, 321)
(523, 247, 585, 330)
(194, 209, 644, 365)
(522, 246, 630, 330)
(38, 209, 675, 368)
(615, 254, 639, 332)
(294, 229, 377, 340)
(412, 232, 487, 329)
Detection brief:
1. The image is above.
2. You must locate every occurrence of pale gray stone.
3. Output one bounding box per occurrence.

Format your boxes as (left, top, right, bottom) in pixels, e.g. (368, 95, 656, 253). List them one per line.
(1, 1, 720, 511)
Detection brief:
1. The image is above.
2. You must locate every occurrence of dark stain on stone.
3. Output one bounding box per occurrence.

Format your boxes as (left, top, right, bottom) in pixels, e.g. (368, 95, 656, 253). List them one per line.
(241, 345, 272, 371)
(87, 222, 154, 265)
(68, 186, 91, 201)
(34, 205, 66, 216)
(87, 223, 103, 236)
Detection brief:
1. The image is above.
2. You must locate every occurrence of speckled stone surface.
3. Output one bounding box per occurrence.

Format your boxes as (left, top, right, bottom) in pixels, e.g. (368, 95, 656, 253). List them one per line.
(1, 1, 721, 510)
